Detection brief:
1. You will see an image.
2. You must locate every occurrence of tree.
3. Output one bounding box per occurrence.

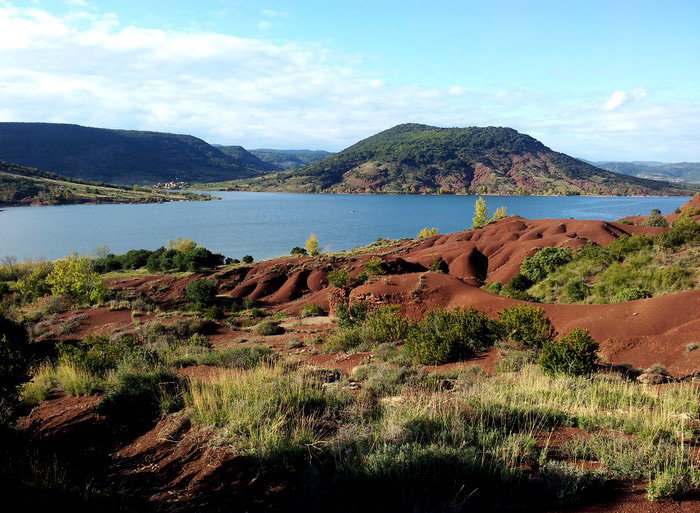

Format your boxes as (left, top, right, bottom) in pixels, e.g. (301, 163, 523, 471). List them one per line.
(0, 314, 30, 424)
(185, 278, 218, 309)
(306, 233, 320, 256)
(472, 196, 489, 229)
(491, 206, 507, 222)
(167, 237, 197, 253)
(46, 254, 106, 304)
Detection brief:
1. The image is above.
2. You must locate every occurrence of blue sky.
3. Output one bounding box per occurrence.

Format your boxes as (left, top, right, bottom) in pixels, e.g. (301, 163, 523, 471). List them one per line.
(1, 0, 698, 160)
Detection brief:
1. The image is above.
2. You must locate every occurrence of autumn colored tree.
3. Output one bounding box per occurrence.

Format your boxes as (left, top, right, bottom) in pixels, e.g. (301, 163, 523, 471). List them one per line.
(305, 233, 320, 256)
(46, 254, 106, 304)
(472, 196, 489, 229)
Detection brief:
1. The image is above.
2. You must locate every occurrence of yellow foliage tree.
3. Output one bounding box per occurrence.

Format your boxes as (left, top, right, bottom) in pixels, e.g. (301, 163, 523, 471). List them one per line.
(167, 237, 197, 253)
(491, 206, 508, 222)
(472, 196, 489, 229)
(417, 227, 439, 239)
(46, 254, 106, 304)
(305, 233, 320, 256)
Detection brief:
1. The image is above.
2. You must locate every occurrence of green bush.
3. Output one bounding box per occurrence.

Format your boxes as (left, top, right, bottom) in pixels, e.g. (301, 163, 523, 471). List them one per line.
(184, 278, 218, 309)
(335, 301, 367, 328)
(57, 334, 138, 375)
(520, 247, 572, 283)
(255, 319, 284, 335)
(242, 255, 254, 264)
(300, 303, 324, 317)
(642, 209, 669, 227)
(363, 257, 387, 275)
(507, 273, 532, 292)
(359, 306, 409, 346)
(498, 305, 555, 349)
(658, 217, 700, 249)
(0, 282, 10, 298)
(538, 329, 599, 377)
(290, 246, 307, 256)
(611, 287, 651, 303)
(405, 307, 499, 364)
(327, 268, 351, 288)
(199, 347, 277, 368)
(0, 315, 30, 423)
(98, 368, 182, 420)
(429, 257, 447, 273)
(564, 280, 589, 302)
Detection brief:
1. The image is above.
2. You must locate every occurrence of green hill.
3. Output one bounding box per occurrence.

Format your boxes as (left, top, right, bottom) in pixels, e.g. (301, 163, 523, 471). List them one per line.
(594, 161, 700, 184)
(248, 149, 335, 170)
(215, 145, 281, 172)
(0, 160, 211, 206)
(235, 124, 696, 195)
(0, 122, 273, 185)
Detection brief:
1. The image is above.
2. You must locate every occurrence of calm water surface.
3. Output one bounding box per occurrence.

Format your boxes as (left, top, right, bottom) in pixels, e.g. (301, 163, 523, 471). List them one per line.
(0, 193, 689, 261)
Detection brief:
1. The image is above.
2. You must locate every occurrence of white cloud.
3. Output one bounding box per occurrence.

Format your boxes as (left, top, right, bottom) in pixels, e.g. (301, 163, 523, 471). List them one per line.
(260, 9, 286, 18)
(603, 88, 647, 111)
(0, 3, 697, 160)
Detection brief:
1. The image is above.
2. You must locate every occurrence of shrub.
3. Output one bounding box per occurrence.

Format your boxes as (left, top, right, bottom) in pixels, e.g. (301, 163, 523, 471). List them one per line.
(290, 246, 307, 256)
(538, 329, 599, 377)
(405, 307, 499, 364)
(417, 227, 438, 239)
(305, 233, 321, 256)
(325, 328, 364, 352)
(506, 273, 532, 292)
(472, 196, 489, 229)
(498, 305, 555, 349)
(537, 460, 604, 505)
(658, 217, 700, 249)
(359, 306, 409, 345)
(611, 287, 651, 303)
(335, 301, 367, 328)
(0, 315, 30, 423)
(520, 247, 573, 283)
(300, 303, 324, 318)
(242, 255, 254, 264)
(642, 209, 669, 227)
(564, 280, 588, 302)
(0, 282, 10, 298)
(199, 347, 277, 368)
(16, 262, 53, 303)
(327, 268, 351, 288)
(429, 256, 447, 273)
(46, 255, 106, 304)
(647, 468, 691, 501)
(184, 279, 218, 309)
(679, 206, 700, 218)
(363, 257, 387, 275)
(98, 368, 182, 420)
(255, 320, 284, 336)
(483, 281, 503, 295)
(57, 334, 140, 376)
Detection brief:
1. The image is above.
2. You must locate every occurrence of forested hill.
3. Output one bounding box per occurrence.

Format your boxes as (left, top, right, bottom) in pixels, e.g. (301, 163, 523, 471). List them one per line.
(0, 123, 273, 185)
(215, 145, 280, 172)
(593, 161, 700, 184)
(0, 160, 211, 206)
(238, 124, 696, 195)
(248, 149, 335, 170)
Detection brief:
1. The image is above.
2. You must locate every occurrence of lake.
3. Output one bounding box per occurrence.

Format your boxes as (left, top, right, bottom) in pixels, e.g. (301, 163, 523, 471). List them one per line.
(0, 193, 689, 261)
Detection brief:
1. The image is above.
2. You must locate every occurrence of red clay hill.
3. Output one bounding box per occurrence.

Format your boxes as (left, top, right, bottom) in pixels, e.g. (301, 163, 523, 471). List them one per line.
(105, 212, 700, 377)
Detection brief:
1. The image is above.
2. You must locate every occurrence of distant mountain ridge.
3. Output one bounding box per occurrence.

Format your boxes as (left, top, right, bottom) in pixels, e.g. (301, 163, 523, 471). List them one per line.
(0, 160, 208, 206)
(248, 149, 335, 170)
(237, 123, 696, 196)
(592, 161, 700, 184)
(0, 122, 274, 185)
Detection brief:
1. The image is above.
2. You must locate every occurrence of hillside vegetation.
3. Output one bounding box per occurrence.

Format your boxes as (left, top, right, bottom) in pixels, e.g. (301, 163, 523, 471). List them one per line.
(0, 122, 274, 185)
(0, 161, 212, 206)
(231, 124, 696, 195)
(248, 149, 335, 170)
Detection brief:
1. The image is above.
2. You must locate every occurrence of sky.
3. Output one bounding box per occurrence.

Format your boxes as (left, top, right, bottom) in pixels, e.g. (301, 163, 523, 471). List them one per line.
(0, 0, 698, 160)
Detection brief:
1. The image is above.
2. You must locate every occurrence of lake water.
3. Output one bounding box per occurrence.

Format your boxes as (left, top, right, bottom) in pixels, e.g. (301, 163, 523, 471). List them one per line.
(0, 193, 689, 261)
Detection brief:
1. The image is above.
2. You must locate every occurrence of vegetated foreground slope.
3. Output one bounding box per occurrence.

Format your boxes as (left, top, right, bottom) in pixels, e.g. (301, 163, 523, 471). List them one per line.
(0, 122, 274, 185)
(596, 161, 700, 184)
(248, 148, 335, 170)
(0, 160, 211, 206)
(5, 216, 700, 512)
(238, 123, 697, 195)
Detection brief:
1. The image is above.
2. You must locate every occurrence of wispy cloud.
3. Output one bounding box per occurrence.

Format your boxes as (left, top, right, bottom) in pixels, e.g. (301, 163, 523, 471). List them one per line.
(0, 3, 697, 160)
(260, 9, 286, 18)
(603, 88, 647, 111)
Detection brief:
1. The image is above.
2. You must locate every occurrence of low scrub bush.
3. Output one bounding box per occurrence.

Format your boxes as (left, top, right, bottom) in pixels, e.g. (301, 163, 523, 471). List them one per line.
(327, 268, 352, 288)
(363, 257, 387, 275)
(300, 303, 324, 317)
(538, 329, 599, 377)
(498, 305, 555, 349)
(255, 319, 284, 336)
(57, 334, 136, 375)
(198, 347, 277, 369)
(405, 307, 499, 364)
(184, 278, 218, 309)
(642, 209, 669, 227)
(98, 367, 182, 420)
(335, 301, 367, 328)
(520, 247, 573, 283)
